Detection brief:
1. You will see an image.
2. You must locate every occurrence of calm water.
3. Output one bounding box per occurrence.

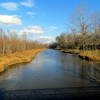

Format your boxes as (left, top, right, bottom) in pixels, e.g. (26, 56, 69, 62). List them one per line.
(0, 49, 100, 90)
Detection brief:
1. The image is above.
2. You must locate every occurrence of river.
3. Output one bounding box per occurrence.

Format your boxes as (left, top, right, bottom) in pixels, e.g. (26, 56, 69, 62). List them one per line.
(0, 49, 100, 90)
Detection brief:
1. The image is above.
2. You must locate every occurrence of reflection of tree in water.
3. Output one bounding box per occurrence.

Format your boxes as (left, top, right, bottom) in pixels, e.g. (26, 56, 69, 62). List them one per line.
(95, 65, 100, 80)
(76, 60, 100, 82)
(59, 53, 88, 78)
(59, 53, 100, 82)
(89, 64, 100, 81)
(59, 53, 81, 76)
(78, 60, 87, 79)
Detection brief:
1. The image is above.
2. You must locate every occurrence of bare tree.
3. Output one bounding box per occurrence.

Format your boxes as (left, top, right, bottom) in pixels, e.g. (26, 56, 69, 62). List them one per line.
(0, 29, 6, 55)
(0, 28, 46, 55)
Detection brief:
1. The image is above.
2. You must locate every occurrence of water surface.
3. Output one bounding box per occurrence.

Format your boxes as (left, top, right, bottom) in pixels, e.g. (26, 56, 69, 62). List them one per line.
(0, 49, 99, 90)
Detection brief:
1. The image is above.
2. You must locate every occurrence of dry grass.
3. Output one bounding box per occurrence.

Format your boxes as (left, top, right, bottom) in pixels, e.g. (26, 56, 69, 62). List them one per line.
(79, 50, 100, 61)
(60, 49, 100, 62)
(0, 48, 46, 73)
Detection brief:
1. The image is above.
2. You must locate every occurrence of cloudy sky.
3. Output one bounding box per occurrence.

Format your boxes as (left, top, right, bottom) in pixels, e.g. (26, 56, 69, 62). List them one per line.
(0, 0, 100, 43)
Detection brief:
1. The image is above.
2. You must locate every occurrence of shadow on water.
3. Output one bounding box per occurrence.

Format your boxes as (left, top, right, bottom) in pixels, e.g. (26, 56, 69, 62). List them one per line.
(0, 86, 100, 100)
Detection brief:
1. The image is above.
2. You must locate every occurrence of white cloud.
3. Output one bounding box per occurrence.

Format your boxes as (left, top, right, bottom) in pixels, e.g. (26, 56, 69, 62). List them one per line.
(27, 12, 36, 16)
(20, 0, 34, 7)
(48, 26, 57, 31)
(20, 26, 44, 35)
(10, 29, 17, 33)
(36, 36, 55, 43)
(39, 36, 54, 40)
(0, 15, 22, 25)
(0, 2, 18, 11)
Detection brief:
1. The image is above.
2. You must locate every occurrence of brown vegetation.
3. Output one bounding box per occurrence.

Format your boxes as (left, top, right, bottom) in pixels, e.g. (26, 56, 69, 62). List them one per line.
(59, 49, 100, 62)
(0, 28, 47, 73)
(0, 28, 47, 55)
(0, 48, 46, 73)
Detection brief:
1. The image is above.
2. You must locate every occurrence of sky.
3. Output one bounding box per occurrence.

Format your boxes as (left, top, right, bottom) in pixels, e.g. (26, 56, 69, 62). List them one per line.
(0, 0, 100, 43)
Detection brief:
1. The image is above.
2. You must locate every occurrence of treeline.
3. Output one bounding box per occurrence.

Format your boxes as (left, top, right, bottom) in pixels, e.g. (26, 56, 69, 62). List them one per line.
(49, 6, 100, 50)
(54, 32, 100, 50)
(0, 28, 46, 55)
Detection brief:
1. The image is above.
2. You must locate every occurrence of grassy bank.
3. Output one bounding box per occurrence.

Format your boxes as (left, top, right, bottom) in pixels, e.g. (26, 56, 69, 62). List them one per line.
(59, 49, 100, 62)
(0, 48, 46, 73)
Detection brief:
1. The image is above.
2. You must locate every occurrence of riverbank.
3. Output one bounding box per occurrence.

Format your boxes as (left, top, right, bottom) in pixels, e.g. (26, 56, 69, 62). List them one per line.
(0, 48, 46, 73)
(59, 49, 100, 62)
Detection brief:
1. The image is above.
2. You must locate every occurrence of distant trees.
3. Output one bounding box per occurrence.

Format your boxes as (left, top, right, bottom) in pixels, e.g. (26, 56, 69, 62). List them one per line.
(55, 32, 100, 50)
(49, 42, 58, 49)
(49, 5, 100, 50)
(0, 29, 46, 55)
(0, 29, 6, 55)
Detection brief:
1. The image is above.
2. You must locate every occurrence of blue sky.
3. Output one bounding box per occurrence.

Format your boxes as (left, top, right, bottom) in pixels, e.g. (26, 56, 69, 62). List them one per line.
(0, 0, 100, 43)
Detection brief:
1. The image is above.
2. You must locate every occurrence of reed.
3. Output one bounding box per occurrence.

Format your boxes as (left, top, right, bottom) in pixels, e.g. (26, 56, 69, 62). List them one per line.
(0, 48, 46, 73)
